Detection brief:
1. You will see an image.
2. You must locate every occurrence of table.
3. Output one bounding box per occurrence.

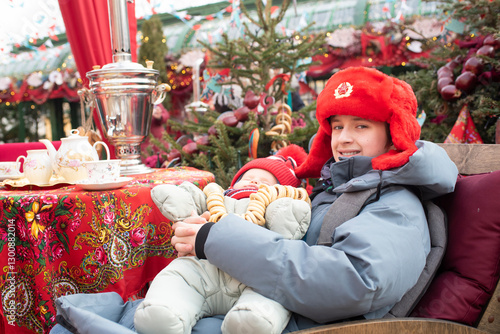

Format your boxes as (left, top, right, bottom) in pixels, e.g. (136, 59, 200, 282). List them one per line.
(0, 167, 215, 334)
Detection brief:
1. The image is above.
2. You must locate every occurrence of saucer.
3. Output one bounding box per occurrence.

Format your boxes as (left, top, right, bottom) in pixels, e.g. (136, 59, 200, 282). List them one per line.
(75, 177, 133, 191)
(0, 175, 73, 190)
(0, 174, 24, 181)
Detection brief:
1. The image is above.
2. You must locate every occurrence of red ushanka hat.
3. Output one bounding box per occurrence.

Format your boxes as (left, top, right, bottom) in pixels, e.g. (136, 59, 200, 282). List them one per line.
(231, 144, 308, 188)
(295, 66, 420, 179)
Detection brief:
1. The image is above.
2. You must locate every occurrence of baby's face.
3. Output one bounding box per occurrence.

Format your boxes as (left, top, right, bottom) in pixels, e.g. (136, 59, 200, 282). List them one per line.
(233, 168, 278, 190)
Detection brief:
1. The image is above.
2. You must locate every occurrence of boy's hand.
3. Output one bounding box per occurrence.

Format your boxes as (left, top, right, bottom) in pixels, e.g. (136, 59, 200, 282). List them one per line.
(171, 211, 210, 257)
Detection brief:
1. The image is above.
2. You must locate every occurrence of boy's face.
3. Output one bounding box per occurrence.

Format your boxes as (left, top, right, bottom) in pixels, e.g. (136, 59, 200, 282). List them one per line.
(330, 115, 393, 162)
(233, 168, 278, 190)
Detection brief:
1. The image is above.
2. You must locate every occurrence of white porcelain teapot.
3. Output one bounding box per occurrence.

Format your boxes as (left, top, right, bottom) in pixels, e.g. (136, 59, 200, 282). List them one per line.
(40, 129, 110, 182)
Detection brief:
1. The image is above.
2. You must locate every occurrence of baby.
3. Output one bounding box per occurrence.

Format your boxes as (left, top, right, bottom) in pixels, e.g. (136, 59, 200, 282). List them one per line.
(135, 145, 311, 334)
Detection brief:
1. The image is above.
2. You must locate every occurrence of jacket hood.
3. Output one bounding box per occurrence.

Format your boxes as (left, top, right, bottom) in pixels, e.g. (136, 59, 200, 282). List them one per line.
(325, 141, 458, 201)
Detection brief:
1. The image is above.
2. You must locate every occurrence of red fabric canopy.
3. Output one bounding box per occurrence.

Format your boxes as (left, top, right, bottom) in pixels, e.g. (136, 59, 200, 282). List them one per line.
(58, 0, 137, 85)
(57, 0, 138, 158)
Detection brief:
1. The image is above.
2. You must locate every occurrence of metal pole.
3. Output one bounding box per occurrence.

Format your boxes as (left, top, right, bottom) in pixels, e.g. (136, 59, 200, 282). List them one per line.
(107, 0, 132, 63)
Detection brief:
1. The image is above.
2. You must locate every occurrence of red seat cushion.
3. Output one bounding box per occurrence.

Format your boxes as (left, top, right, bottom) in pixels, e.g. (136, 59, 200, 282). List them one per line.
(411, 171, 500, 326)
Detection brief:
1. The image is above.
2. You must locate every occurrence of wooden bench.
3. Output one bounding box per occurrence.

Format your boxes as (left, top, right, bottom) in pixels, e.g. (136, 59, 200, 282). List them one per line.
(294, 144, 500, 334)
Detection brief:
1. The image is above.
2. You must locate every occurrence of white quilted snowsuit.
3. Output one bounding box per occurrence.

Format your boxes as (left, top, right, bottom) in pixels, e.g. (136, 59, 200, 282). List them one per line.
(134, 182, 311, 334)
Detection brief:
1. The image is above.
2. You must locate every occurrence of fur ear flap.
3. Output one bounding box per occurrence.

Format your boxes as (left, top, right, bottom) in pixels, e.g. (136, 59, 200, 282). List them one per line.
(372, 81, 420, 170)
(295, 129, 333, 179)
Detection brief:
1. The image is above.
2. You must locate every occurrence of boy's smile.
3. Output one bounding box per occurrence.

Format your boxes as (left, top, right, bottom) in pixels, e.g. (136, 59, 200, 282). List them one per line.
(337, 150, 361, 157)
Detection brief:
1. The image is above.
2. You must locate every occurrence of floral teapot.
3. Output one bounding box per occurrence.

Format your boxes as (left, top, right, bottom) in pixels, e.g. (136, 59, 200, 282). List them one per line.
(40, 129, 110, 182)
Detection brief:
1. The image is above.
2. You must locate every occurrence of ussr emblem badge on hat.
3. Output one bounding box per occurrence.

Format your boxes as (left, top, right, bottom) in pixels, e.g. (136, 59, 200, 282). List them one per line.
(334, 82, 353, 99)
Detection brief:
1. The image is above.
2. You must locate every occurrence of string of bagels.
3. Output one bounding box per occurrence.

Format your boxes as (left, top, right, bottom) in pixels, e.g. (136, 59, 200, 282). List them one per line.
(203, 182, 311, 225)
(265, 104, 293, 153)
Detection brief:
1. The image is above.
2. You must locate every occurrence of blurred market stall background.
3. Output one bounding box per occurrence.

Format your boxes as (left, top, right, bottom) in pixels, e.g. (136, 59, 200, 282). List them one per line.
(0, 0, 497, 152)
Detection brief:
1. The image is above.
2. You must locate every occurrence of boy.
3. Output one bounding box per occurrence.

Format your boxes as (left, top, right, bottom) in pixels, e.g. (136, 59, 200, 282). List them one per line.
(170, 67, 459, 333)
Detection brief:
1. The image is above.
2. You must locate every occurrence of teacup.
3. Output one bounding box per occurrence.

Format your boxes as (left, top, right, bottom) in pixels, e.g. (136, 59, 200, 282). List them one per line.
(83, 159, 121, 183)
(0, 161, 22, 176)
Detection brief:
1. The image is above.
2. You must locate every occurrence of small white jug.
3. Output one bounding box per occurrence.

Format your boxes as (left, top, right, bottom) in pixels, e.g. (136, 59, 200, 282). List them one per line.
(17, 149, 53, 185)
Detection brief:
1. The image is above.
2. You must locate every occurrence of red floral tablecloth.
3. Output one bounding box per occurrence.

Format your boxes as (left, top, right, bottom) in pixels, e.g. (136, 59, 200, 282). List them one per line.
(0, 167, 214, 334)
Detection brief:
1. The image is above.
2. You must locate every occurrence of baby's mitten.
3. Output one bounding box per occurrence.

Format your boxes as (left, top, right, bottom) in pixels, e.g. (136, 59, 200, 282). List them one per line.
(151, 182, 207, 222)
(265, 198, 311, 240)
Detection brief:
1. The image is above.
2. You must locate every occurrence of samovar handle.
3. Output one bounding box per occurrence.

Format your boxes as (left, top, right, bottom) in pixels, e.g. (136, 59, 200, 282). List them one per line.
(78, 87, 95, 108)
(153, 83, 171, 105)
(77, 87, 96, 127)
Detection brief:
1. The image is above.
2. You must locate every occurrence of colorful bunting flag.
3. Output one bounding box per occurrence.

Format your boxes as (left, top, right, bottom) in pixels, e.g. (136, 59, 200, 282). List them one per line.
(444, 105, 483, 144)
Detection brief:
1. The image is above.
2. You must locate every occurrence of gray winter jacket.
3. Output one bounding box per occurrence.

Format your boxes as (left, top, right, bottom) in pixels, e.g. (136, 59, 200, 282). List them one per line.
(198, 140, 458, 326)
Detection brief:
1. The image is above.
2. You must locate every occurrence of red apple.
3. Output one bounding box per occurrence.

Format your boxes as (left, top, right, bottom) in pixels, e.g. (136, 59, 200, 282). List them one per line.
(208, 125, 218, 137)
(182, 142, 198, 155)
(463, 57, 484, 75)
(483, 35, 500, 49)
(440, 85, 462, 101)
(437, 66, 454, 79)
(195, 135, 210, 146)
(234, 106, 251, 122)
(167, 149, 181, 162)
(455, 71, 478, 92)
(243, 90, 260, 109)
(437, 77, 454, 93)
(445, 59, 460, 70)
(476, 45, 495, 57)
(222, 115, 239, 127)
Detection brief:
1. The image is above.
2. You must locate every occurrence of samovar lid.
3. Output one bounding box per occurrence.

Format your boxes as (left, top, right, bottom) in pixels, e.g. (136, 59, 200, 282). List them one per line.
(101, 60, 145, 70)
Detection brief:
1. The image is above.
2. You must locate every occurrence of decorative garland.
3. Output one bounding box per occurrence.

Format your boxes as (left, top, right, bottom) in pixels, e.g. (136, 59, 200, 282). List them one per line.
(265, 104, 293, 153)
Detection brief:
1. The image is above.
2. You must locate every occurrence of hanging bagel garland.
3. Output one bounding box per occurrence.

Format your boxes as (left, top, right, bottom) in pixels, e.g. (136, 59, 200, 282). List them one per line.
(265, 103, 293, 153)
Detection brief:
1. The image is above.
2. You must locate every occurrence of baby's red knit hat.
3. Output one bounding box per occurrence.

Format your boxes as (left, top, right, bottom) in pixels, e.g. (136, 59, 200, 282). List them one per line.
(231, 144, 307, 188)
(295, 67, 420, 179)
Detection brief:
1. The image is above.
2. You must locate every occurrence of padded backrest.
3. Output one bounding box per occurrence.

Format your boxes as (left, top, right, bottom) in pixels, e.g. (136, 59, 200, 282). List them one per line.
(410, 144, 500, 327)
(384, 200, 447, 318)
